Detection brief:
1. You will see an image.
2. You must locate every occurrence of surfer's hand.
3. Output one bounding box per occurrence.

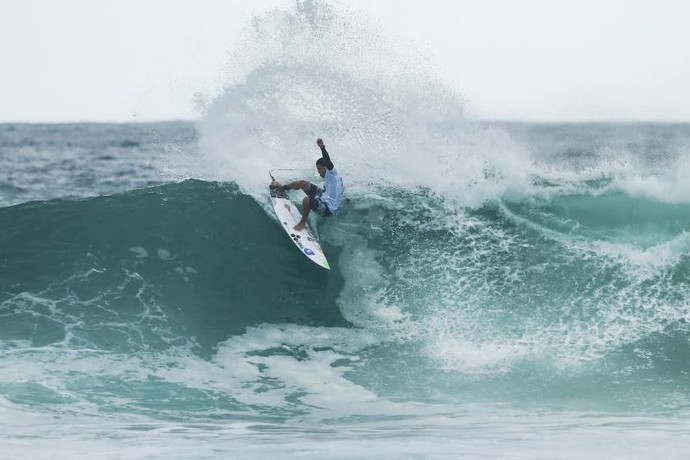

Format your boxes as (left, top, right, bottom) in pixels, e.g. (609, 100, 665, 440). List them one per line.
(316, 139, 324, 149)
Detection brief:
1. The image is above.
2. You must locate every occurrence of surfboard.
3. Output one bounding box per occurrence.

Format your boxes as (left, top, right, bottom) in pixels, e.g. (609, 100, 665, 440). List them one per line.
(269, 185, 330, 269)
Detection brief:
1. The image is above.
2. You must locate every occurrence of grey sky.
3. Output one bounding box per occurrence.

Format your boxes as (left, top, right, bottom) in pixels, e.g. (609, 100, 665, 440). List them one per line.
(1, 0, 689, 123)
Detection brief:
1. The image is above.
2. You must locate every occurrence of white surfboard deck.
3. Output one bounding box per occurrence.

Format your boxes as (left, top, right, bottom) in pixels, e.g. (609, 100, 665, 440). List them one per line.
(269, 185, 330, 269)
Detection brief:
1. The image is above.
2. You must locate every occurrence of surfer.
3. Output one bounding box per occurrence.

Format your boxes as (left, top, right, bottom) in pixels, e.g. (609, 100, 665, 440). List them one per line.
(271, 138, 344, 231)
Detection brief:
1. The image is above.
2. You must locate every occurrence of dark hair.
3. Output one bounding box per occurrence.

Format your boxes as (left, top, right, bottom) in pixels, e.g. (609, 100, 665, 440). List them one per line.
(316, 158, 327, 167)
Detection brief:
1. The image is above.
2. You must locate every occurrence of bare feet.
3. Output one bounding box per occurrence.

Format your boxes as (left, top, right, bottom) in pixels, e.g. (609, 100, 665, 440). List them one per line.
(270, 180, 281, 189)
(293, 221, 306, 231)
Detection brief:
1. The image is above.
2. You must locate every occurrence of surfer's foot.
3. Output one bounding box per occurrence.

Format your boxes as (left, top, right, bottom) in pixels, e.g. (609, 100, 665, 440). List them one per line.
(294, 221, 306, 231)
(270, 180, 281, 189)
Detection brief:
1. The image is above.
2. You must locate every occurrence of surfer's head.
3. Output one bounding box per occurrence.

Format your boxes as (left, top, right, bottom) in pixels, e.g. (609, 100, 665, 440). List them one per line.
(315, 158, 327, 177)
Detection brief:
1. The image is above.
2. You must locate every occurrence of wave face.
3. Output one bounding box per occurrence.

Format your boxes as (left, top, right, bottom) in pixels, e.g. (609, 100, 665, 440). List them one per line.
(3, 1, 690, 458)
(0, 180, 347, 349)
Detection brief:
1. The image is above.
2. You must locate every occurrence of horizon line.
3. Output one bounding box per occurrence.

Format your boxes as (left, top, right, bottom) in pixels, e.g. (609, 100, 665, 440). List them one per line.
(2, 117, 690, 126)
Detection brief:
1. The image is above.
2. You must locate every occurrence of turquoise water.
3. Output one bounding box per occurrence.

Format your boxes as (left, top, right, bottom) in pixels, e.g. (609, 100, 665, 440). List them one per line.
(2, 2, 690, 458)
(3, 121, 690, 458)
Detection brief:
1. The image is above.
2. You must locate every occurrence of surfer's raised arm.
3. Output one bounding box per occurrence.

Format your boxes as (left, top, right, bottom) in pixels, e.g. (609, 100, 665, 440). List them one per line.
(317, 138, 334, 170)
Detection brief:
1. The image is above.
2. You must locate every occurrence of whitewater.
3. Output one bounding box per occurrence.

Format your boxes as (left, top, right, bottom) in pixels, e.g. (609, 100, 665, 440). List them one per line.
(2, 2, 690, 458)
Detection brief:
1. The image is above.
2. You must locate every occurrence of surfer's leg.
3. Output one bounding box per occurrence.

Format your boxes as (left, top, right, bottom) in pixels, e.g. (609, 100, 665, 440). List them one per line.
(299, 181, 325, 199)
(294, 196, 311, 231)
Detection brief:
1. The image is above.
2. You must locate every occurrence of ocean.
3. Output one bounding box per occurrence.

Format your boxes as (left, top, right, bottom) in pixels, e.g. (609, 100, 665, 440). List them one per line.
(3, 2, 690, 459)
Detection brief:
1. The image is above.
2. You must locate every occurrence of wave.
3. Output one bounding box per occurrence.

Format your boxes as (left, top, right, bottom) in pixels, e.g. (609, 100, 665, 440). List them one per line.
(3, 1, 690, 417)
(2, 178, 688, 364)
(0, 175, 689, 417)
(0, 180, 350, 356)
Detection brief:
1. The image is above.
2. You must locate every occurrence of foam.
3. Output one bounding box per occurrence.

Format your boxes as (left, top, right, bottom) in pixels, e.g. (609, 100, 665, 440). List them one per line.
(213, 324, 383, 412)
(195, 1, 532, 207)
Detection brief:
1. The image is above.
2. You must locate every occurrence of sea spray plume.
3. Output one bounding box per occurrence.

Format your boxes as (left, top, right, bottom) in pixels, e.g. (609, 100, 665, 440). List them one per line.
(191, 1, 690, 384)
(191, 0, 542, 378)
(196, 0, 532, 206)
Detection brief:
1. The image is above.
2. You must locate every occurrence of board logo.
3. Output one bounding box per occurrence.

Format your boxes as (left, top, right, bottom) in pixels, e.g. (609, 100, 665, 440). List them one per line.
(290, 233, 303, 248)
(303, 248, 315, 256)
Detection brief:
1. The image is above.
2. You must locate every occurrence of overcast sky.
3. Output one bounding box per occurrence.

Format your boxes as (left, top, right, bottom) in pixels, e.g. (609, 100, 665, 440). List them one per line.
(2, 0, 689, 123)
